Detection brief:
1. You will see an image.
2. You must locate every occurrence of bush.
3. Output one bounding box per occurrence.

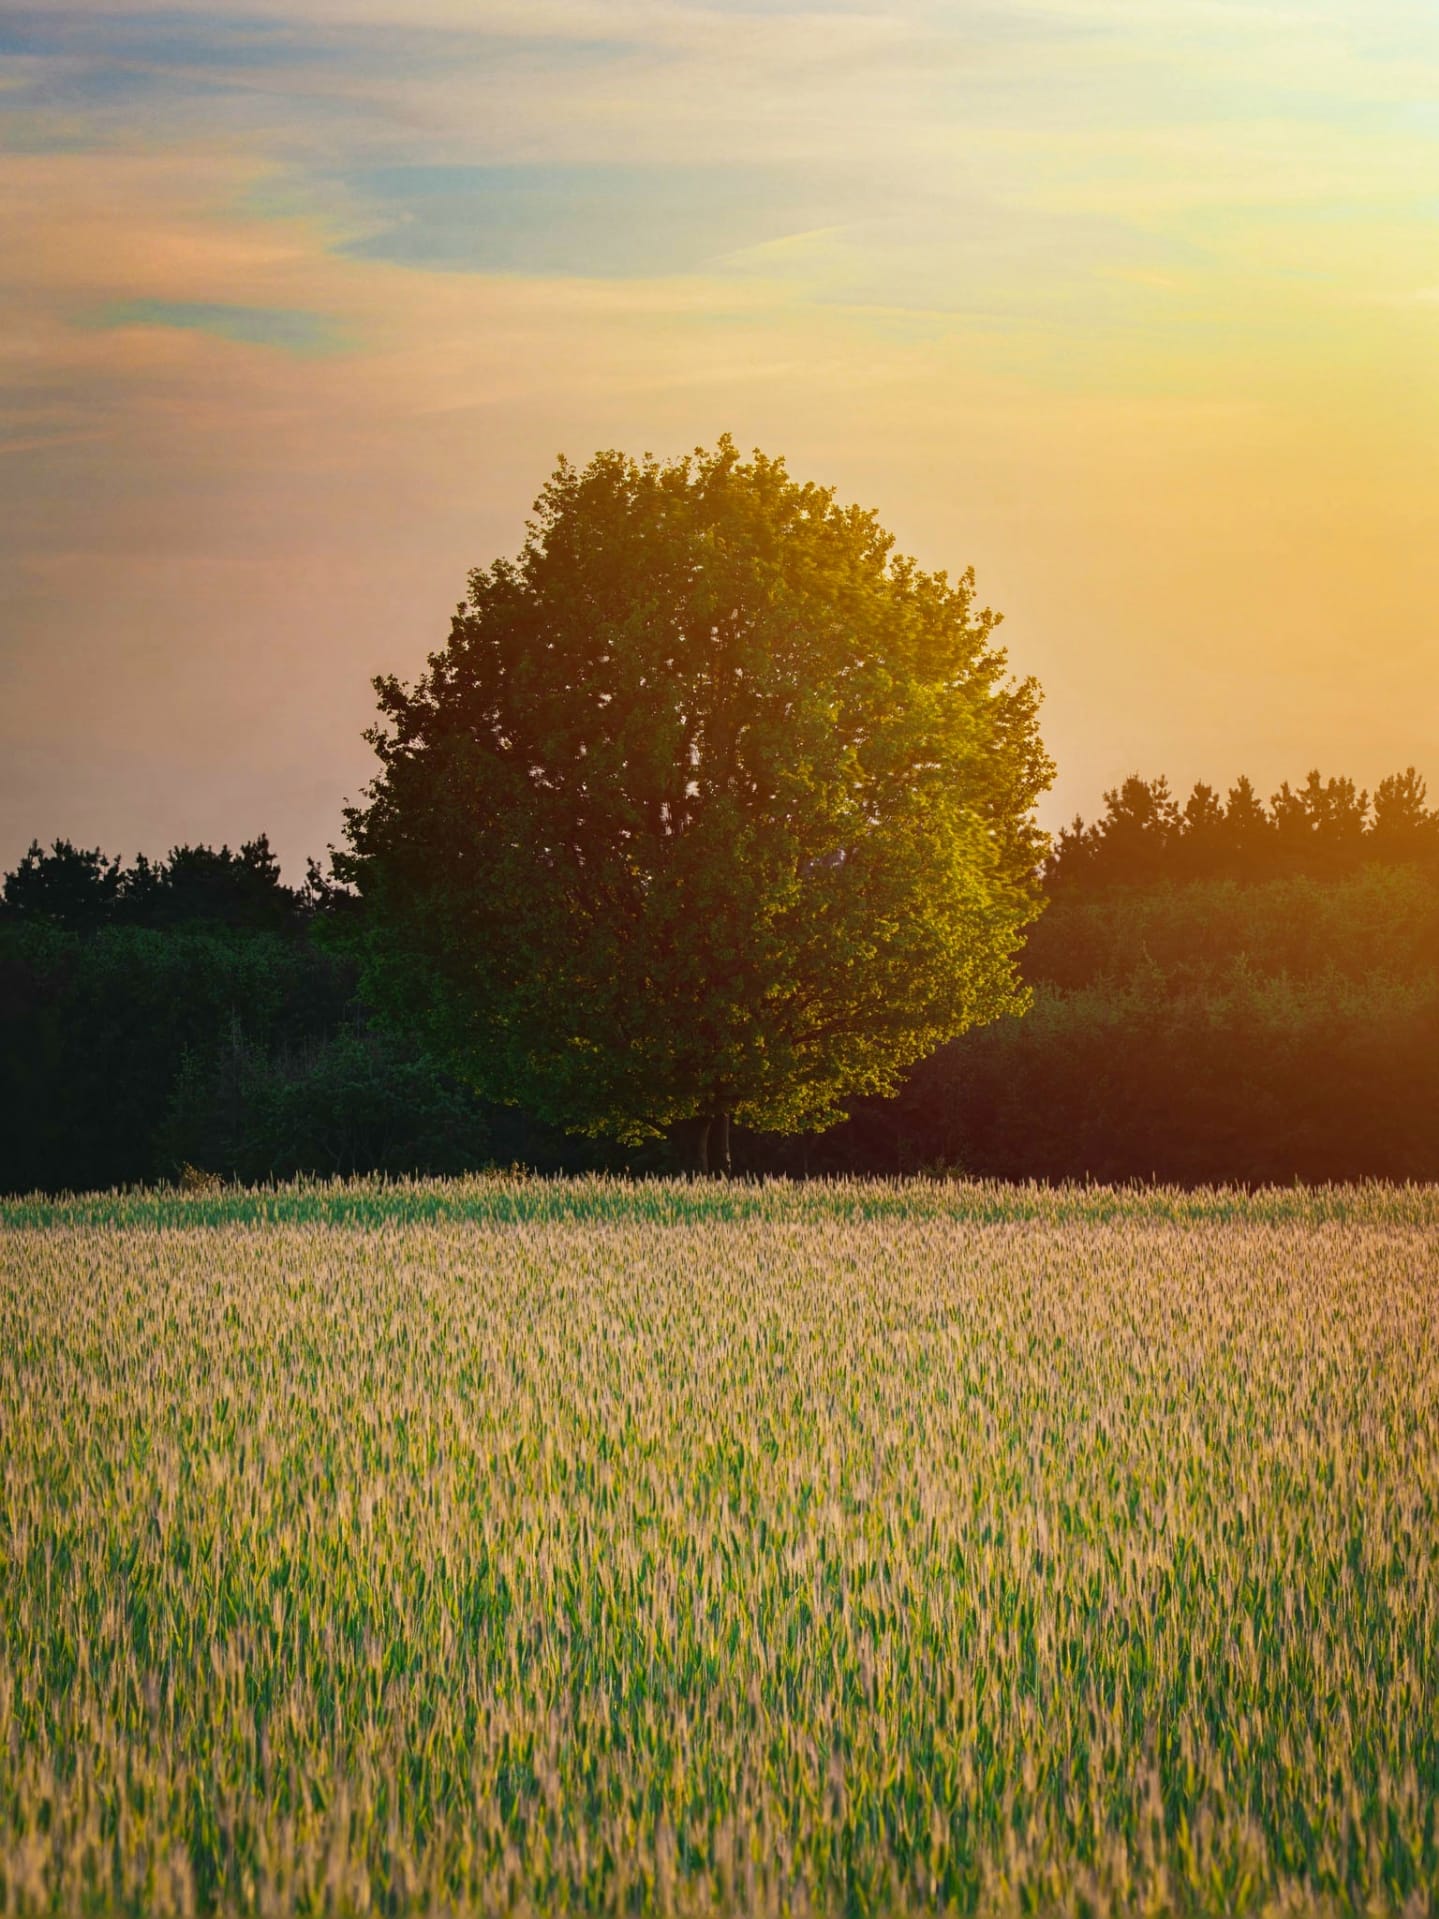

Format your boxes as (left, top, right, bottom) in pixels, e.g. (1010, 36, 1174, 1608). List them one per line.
(159, 1030, 493, 1182)
(0, 922, 354, 1193)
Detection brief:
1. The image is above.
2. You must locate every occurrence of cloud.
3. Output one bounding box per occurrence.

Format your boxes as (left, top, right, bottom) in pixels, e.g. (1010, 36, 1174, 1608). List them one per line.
(1, 0, 1437, 873)
(86, 297, 345, 353)
(335, 163, 840, 279)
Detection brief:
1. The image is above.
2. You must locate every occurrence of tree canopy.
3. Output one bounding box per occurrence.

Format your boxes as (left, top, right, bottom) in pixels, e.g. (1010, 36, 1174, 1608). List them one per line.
(1046, 767, 1439, 891)
(1, 833, 312, 934)
(338, 438, 1052, 1166)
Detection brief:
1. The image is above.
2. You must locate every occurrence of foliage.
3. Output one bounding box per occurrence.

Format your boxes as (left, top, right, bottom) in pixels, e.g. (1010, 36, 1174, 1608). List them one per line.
(338, 439, 1052, 1155)
(1047, 766, 1439, 890)
(0, 818, 510, 1193)
(0, 839, 123, 929)
(0, 919, 354, 1193)
(6, 786, 1438, 1193)
(1022, 862, 1439, 991)
(1, 833, 314, 933)
(2, 1182, 1437, 1914)
(159, 1029, 494, 1184)
(0, 852, 595, 1196)
(805, 864, 1439, 1182)
(888, 968, 1439, 1184)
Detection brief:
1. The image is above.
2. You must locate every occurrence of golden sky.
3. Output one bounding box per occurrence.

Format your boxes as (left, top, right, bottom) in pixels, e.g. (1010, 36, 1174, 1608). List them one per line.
(2, 0, 1437, 872)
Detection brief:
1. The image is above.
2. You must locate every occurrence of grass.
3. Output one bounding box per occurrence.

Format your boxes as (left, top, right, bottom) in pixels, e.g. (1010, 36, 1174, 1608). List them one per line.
(7, 1173, 1439, 1231)
(1, 1177, 1436, 1914)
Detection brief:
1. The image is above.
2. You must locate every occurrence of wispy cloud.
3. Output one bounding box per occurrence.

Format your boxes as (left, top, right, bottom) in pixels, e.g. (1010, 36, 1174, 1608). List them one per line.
(1, 0, 1437, 873)
(333, 164, 841, 278)
(87, 297, 344, 354)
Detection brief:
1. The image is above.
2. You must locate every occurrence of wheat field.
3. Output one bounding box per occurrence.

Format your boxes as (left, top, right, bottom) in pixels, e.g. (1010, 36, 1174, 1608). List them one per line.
(1, 1178, 1436, 1916)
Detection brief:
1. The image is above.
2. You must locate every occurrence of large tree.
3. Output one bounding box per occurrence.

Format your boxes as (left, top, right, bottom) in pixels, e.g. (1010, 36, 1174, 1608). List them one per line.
(337, 439, 1052, 1169)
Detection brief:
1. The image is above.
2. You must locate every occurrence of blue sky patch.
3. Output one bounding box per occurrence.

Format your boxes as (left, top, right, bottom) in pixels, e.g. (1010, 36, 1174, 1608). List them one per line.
(0, 10, 327, 70)
(87, 301, 344, 356)
(337, 163, 841, 280)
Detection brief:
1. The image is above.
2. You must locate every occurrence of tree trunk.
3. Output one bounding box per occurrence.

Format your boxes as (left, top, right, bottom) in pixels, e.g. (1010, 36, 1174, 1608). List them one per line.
(675, 1111, 730, 1176)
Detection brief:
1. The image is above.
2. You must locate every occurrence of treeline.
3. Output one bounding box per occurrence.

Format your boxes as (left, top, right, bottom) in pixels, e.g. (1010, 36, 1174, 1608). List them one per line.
(1, 835, 327, 932)
(0, 838, 509, 1193)
(825, 767, 1439, 1183)
(3, 768, 1438, 1192)
(818, 862, 1439, 1184)
(1046, 767, 1439, 889)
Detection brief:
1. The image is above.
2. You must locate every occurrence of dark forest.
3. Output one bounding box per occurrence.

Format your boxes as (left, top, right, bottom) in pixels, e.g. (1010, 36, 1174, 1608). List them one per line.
(3, 767, 1436, 1192)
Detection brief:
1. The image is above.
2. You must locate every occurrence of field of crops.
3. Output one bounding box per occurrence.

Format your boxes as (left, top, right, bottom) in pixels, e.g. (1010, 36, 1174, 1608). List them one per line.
(2, 1177, 1437, 1916)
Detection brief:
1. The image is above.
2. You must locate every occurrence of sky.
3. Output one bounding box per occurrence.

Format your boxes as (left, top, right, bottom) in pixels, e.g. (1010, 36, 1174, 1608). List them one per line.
(2, 0, 1437, 877)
